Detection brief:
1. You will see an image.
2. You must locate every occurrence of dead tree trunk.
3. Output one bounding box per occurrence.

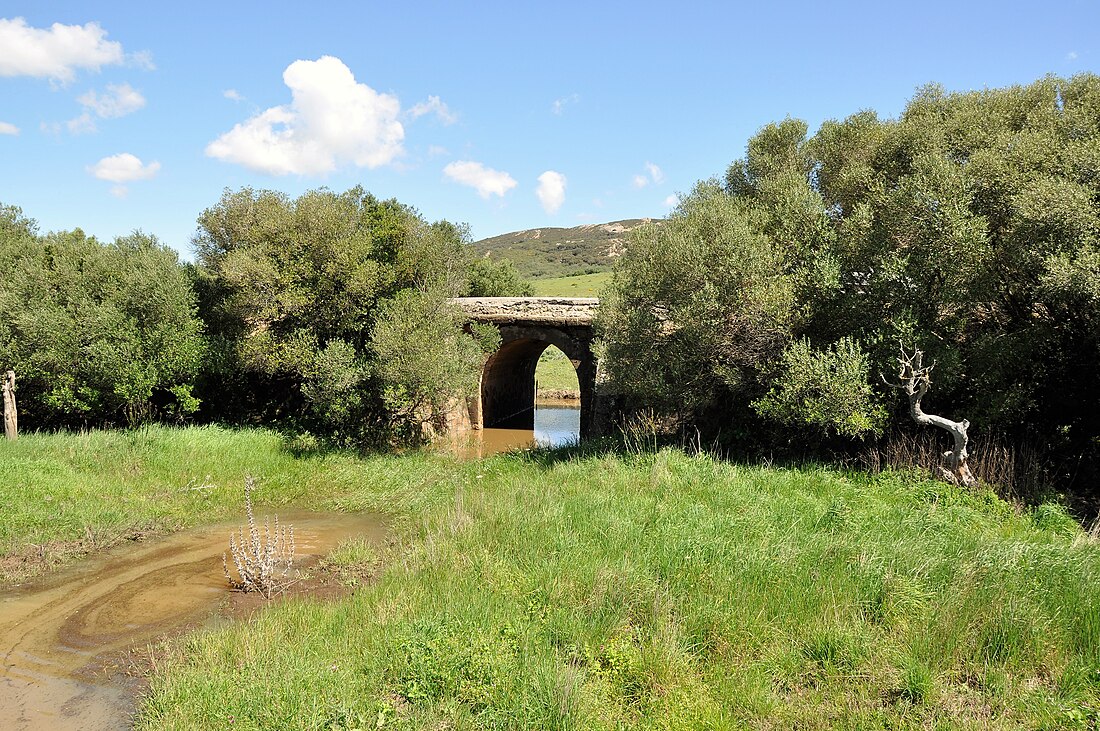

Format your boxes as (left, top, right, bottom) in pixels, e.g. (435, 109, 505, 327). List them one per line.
(2, 370, 16, 440)
(888, 348, 975, 487)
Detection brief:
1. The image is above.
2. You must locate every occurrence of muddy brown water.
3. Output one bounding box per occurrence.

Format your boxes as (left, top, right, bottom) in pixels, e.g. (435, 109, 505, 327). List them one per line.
(0, 511, 385, 730)
(460, 402, 581, 458)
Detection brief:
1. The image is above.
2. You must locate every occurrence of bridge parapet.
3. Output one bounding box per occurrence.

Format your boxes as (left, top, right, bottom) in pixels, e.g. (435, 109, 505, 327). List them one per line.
(452, 297, 599, 326)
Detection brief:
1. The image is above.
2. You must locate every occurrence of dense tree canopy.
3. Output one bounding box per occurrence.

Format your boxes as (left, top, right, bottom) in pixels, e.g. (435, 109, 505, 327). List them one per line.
(192, 186, 497, 445)
(0, 205, 204, 427)
(600, 74, 1100, 472)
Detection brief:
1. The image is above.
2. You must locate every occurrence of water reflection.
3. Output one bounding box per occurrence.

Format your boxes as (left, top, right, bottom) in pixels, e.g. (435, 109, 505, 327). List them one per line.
(535, 400, 580, 447)
(465, 401, 580, 458)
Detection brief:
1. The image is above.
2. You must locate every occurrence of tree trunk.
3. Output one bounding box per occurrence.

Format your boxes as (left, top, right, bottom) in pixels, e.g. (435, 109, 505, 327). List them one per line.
(891, 349, 976, 487)
(905, 375, 975, 487)
(2, 370, 16, 440)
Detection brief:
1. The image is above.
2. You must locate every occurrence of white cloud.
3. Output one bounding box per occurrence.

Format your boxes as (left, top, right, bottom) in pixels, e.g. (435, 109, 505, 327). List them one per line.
(87, 152, 160, 182)
(409, 95, 457, 125)
(78, 83, 145, 118)
(536, 170, 567, 214)
(427, 144, 449, 157)
(632, 174, 649, 189)
(0, 18, 126, 82)
(1067, 51, 1079, 61)
(443, 160, 517, 199)
(0, 121, 19, 135)
(206, 55, 404, 175)
(223, 88, 243, 101)
(664, 194, 680, 207)
(645, 162, 665, 184)
(552, 93, 580, 115)
(66, 112, 96, 134)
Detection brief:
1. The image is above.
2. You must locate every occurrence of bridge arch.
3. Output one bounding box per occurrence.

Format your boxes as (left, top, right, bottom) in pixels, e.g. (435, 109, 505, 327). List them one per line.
(452, 298, 602, 439)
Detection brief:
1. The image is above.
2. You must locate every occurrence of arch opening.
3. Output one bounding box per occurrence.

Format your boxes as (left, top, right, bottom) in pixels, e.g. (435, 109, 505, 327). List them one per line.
(466, 321, 597, 442)
(535, 344, 581, 402)
(480, 337, 569, 430)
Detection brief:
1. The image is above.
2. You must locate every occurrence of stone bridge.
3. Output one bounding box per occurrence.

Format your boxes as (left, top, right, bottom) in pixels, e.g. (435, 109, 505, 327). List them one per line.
(451, 297, 605, 439)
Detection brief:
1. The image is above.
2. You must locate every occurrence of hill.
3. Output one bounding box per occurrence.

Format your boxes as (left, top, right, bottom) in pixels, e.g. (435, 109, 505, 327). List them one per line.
(472, 219, 656, 279)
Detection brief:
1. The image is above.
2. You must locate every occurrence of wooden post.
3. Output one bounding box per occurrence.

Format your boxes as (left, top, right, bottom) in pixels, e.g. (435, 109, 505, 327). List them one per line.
(3, 370, 17, 440)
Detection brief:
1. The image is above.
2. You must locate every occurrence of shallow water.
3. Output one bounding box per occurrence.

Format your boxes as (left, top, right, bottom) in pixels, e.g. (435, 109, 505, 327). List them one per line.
(0, 511, 385, 730)
(464, 402, 580, 458)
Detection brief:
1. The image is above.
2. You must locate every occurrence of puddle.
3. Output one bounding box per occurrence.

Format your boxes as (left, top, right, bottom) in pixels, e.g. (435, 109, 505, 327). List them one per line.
(0, 511, 385, 730)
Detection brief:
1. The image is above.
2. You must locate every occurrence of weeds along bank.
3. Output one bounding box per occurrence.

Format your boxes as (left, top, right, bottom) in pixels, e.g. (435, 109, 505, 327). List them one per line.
(2, 427, 1097, 727)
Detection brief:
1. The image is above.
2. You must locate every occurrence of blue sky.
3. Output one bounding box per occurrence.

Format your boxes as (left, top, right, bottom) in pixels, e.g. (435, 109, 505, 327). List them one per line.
(0, 1, 1096, 257)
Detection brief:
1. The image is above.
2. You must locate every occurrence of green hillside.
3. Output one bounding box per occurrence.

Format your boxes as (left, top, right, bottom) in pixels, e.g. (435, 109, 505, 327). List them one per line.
(472, 219, 656, 279)
(530, 271, 611, 297)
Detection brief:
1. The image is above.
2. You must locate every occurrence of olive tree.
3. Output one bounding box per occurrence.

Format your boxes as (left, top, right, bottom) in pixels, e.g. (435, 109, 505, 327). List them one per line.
(193, 186, 491, 445)
(0, 207, 204, 427)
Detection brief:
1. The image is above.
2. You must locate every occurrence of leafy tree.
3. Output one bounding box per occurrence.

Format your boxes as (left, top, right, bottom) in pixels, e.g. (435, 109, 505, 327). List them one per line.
(602, 74, 1100, 472)
(193, 186, 489, 445)
(466, 256, 533, 297)
(753, 337, 885, 439)
(597, 181, 795, 421)
(0, 207, 204, 427)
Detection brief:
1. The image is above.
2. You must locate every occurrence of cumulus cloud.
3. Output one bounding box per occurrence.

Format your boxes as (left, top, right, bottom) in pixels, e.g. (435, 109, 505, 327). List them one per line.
(409, 95, 457, 125)
(536, 170, 567, 214)
(223, 88, 243, 101)
(664, 194, 680, 207)
(645, 162, 665, 184)
(0, 121, 19, 135)
(87, 152, 160, 183)
(0, 18, 127, 82)
(443, 160, 517, 199)
(632, 174, 649, 189)
(206, 56, 404, 175)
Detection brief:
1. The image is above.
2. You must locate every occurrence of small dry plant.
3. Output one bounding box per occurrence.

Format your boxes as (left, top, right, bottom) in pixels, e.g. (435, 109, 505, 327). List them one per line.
(222, 475, 296, 598)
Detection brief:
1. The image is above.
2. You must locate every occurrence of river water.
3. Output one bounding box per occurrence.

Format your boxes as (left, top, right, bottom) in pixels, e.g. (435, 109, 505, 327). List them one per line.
(468, 401, 580, 457)
(0, 512, 386, 730)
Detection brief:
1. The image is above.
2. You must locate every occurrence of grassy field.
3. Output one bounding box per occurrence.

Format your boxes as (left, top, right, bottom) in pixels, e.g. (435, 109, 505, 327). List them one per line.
(2, 428, 1098, 729)
(530, 271, 612, 297)
(535, 346, 580, 396)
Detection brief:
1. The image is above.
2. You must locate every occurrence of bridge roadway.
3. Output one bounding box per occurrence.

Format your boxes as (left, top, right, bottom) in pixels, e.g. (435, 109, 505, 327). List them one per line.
(450, 297, 605, 438)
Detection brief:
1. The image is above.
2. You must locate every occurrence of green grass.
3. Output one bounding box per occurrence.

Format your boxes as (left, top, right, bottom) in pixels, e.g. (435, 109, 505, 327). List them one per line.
(530, 271, 612, 297)
(2, 428, 1098, 728)
(0, 425, 448, 581)
(535, 347, 580, 395)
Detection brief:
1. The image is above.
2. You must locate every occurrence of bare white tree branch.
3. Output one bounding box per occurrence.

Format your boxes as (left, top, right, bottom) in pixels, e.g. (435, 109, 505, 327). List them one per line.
(885, 346, 976, 487)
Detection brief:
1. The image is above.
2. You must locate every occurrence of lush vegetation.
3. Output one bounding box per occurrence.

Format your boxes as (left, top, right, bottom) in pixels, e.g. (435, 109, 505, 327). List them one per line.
(0, 189, 532, 448)
(600, 74, 1100, 495)
(192, 186, 510, 445)
(3, 427, 1089, 730)
(0, 205, 204, 428)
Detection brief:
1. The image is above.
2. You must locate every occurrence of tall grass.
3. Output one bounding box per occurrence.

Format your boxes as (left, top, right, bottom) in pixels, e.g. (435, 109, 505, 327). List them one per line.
(130, 439, 1099, 729)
